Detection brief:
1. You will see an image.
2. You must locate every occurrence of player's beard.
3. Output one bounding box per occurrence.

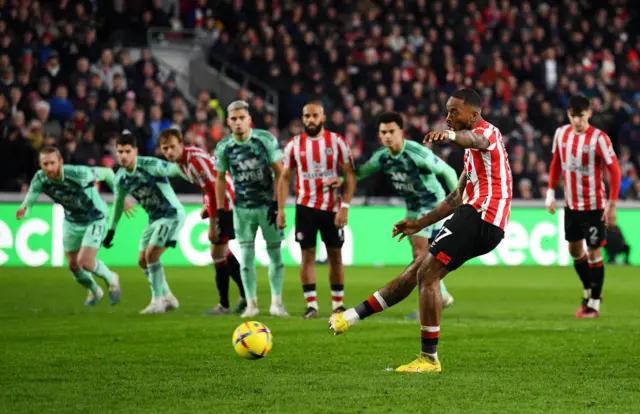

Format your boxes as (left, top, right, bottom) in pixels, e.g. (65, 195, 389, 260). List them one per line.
(304, 122, 323, 137)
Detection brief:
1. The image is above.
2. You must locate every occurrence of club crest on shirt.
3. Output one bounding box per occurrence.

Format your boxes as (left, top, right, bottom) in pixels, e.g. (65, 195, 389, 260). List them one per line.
(583, 145, 590, 153)
(326, 148, 333, 155)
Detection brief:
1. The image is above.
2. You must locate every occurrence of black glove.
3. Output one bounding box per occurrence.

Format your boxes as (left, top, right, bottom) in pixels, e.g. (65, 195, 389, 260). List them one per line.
(267, 200, 278, 226)
(216, 208, 234, 239)
(103, 230, 115, 248)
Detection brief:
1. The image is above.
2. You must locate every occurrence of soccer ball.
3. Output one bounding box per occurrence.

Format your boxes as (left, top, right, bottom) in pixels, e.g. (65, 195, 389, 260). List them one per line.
(232, 321, 273, 360)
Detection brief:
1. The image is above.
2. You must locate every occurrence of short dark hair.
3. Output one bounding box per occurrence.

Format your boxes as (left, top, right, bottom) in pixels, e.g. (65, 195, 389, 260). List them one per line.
(376, 111, 404, 129)
(568, 95, 591, 114)
(451, 88, 482, 108)
(158, 128, 183, 145)
(304, 100, 324, 108)
(39, 146, 60, 157)
(117, 130, 137, 147)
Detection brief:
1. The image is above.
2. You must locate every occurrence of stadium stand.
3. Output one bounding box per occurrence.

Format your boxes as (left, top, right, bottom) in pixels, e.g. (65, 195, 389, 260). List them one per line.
(1, 0, 639, 200)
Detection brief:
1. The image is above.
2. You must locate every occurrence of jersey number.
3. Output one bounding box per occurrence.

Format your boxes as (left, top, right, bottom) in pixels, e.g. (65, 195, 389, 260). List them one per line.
(158, 225, 170, 239)
(433, 227, 452, 245)
(589, 226, 599, 246)
(91, 224, 104, 237)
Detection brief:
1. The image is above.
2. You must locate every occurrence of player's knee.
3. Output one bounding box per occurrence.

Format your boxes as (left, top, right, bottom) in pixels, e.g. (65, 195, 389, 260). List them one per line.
(416, 255, 439, 285)
(145, 250, 160, 265)
(568, 242, 585, 258)
(301, 248, 316, 265)
(137, 255, 147, 269)
(67, 258, 81, 273)
(211, 243, 226, 261)
(326, 248, 343, 266)
(587, 247, 602, 261)
(76, 252, 93, 271)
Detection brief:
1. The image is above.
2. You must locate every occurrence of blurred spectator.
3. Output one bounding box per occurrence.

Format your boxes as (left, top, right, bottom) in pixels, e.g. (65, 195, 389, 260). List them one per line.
(202, 0, 640, 200)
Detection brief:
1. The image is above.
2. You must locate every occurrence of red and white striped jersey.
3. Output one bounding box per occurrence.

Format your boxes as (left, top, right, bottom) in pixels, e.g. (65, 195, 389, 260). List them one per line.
(179, 146, 235, 210)
(283, 130, 352, 212)
(462, 120, 513, 230)
(551, 124, 618, 211)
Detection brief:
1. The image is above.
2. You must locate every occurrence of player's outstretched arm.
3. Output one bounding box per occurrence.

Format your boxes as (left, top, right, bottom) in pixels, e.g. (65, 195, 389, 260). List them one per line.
(95, 167, 116, 190)
(424, 130, 490, 150)
(16, 175, 43, 219)
(155, 159, 190, 181)
(355, 151, 382, 181)
(393, 172, 467, 241)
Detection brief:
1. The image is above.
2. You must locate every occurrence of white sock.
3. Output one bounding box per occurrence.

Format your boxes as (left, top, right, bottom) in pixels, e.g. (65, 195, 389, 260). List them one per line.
(247, 297, 258, 308)
(271, 295, 282, 306)
(343, 308, 360, 326)
(422, 351, 439, 362)
(583, 289, 591, 300)
(331, 290, 344, 310)
(588, 298, 600, 312)
(303, 290, 318, 310)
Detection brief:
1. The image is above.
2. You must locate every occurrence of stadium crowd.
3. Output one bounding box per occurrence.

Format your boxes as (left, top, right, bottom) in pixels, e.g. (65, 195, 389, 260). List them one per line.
(1, 0, 640, 201)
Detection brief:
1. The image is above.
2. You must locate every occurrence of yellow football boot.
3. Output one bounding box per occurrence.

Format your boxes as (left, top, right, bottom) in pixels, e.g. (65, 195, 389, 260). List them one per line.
(328, 312, 350, 335)
(395, 354, 442, 373)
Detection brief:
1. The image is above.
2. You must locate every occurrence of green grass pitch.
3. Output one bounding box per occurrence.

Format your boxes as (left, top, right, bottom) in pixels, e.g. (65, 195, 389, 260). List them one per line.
(2, 265, 640, 413)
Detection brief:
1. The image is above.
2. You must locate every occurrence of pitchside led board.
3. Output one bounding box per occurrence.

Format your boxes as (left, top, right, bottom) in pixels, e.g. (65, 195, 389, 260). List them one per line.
(0, 203, 637, 267)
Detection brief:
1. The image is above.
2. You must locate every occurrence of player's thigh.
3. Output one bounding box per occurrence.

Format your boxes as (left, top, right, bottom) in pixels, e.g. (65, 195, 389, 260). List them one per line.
(145, 244, 168, 263)
(80, 218, 108, 251)
(410, 235, 430, 260)
(318, 210, 344, 249)
(233, 207, 260, 243)
(580, 210, 606, 249)
(212, 210, 236, 245)
(428, 205, 482, 271)
(257, 206, 284, 244)
(210, 242, 228, 260)
(143, 217, 182, 252)
(63, 220, 88, 253)
(470, 219, 505, 258)
(139, 222, 155, 252)
(65, 250, 80, 270)
(295, 204, 320, 248)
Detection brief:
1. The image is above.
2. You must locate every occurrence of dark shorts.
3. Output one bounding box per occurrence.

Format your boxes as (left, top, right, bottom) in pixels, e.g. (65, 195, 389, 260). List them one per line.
(205, 194, 235, 245)
(295, 204, 344, 249)
(429, 205, 505, 271)
(564, 208, 606, 248)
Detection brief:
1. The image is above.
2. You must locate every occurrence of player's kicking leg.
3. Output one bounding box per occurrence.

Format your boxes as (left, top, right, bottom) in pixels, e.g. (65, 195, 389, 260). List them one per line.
(329, 254, 425, 333)
(77, 219, 121, 305)
(405, 231, 453, 319)
(63, 220, 103, 306)
(259, 206, 287, 317)
(332, 205, 503, 373)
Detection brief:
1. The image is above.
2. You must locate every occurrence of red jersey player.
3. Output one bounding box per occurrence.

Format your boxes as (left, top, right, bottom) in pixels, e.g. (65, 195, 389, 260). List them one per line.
(277, 101, 356, 319)
(545, 95, 621, 318)
(158, 129, 246, 315)
(330, 88, 513, 374)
